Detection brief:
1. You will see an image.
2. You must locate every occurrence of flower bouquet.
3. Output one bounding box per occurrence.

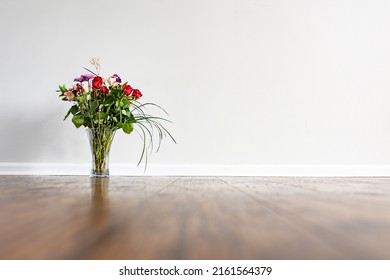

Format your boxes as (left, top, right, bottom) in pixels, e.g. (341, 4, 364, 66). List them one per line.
(57, 58, 175, 177)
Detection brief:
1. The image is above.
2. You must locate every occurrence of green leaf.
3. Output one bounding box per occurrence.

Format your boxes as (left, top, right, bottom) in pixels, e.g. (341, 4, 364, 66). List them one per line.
(99, 112, 107, 120)
(128, 112, 135, 123)
(89, 101, 97, 112)
(121, 109, 128, 116)
(83, 117, 91, 127)
(72, 115, 84, 128)
(64, 105, 79, 120)
(122, 122, 133, 134)
(64, 109, 71, 120)
(70, 105, 79, 114)
(58, 85, 68, 94)
(104, 95, 114, 105)
(122, 99, 130, 107)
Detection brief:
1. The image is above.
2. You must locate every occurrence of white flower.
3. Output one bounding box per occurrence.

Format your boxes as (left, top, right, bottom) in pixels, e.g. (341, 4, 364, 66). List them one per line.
(107, 74, 121, 87)
(107, 76, 119, 87)
(83, 83, 90, 93)
(89, 57, 100, 74)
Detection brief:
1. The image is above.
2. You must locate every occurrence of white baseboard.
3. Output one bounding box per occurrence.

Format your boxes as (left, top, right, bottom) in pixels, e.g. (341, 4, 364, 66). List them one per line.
(0, 162, 390, 176)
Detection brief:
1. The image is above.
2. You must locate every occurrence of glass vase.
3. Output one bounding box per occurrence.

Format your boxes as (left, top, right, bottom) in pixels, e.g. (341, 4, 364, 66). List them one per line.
(86, 127, 116, 178)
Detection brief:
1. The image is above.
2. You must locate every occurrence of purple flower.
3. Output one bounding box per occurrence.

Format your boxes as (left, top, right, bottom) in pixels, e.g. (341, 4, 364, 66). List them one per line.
(74, 74, 95, 83)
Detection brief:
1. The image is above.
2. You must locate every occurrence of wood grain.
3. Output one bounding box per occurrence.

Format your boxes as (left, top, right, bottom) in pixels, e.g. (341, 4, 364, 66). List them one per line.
(0, 176, 389, 259)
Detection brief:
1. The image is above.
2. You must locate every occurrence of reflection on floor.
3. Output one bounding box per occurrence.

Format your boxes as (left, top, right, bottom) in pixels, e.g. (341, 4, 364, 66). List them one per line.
(0, 176, 389, 259)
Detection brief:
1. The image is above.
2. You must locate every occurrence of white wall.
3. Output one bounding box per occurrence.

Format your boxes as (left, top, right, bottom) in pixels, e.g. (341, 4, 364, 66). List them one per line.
(1, 0, 390, 175)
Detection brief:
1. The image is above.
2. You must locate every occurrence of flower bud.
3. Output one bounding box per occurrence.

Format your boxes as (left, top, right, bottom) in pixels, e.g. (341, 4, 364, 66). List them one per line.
(64, 91, 75, 101)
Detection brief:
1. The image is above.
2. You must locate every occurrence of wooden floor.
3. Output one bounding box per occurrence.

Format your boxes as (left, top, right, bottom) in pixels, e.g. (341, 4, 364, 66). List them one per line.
(0, 176, 389, 259)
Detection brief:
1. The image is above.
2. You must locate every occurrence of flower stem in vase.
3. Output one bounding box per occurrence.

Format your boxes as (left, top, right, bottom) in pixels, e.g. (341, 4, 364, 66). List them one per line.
(87, 127, 116, 178)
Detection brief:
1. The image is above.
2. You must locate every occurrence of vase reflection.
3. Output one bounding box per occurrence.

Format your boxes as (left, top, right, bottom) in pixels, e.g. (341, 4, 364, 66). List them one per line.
(91, 177, 109, 202)
(90, 177, 110, 227)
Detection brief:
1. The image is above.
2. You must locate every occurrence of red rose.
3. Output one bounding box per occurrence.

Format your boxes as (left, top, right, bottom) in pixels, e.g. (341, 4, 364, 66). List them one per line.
(132, 89, 142, 99)
(92, 76, 103, 89)
(100, 86, 108, 94)
(123, 84, 133, 96)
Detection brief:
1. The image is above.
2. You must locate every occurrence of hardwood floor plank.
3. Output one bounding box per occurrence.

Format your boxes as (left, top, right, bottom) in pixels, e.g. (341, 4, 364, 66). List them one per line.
(0, 176, 389, 259)
(84, 177, 344, 259)
(0, 176, 180, 259)
(219, 177, 390, 259)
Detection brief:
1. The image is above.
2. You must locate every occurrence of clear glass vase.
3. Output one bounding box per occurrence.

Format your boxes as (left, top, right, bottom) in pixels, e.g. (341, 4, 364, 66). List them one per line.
(86, 127, 116, 178)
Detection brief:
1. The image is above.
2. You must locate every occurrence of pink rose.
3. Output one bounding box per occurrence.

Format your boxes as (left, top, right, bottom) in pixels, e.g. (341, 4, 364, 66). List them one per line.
(64, 91, 75, 101)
